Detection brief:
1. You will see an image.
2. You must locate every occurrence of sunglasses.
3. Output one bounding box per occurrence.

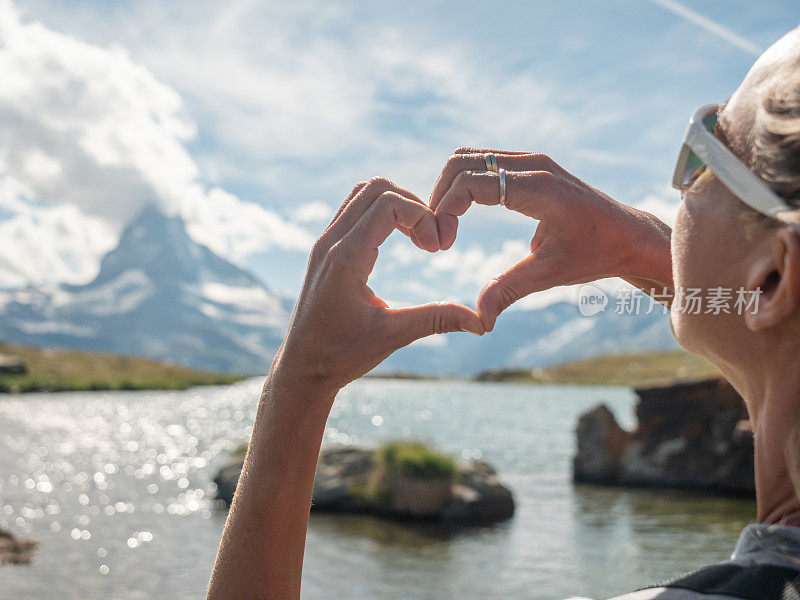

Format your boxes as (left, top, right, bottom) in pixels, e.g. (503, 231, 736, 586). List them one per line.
(672, 103, 798, 227)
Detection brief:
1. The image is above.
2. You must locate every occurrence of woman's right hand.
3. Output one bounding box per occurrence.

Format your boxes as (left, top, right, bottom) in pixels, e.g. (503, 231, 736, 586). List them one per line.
(430, 147, 674, 331)
(272, 177, 484, 397)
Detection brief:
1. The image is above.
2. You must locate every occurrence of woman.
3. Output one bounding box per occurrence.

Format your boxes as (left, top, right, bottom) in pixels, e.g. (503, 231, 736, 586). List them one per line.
(207, 26, 800, 600)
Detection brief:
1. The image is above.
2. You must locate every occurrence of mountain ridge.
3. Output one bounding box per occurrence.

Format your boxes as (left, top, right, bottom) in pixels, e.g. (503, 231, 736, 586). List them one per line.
(0, 205, 678, 375)
(0, 205, 289, 373)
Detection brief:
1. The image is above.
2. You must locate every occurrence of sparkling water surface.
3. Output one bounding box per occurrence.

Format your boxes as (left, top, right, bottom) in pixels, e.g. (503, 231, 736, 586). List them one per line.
(0, 378, 755, 599)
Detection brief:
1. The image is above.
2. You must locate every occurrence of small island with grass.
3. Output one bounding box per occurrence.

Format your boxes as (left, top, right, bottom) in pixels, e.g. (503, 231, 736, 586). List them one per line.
(0, 342, 244, 394)
(214, 440, 515, 526)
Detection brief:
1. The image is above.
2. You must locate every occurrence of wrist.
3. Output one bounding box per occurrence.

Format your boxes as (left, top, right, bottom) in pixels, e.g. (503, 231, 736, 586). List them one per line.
(617, 206, 673, 288)
(265, 347, 340, 406)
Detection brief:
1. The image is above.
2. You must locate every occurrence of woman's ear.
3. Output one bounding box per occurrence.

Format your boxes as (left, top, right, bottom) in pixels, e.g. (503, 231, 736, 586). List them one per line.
(745, 227, 800, 331)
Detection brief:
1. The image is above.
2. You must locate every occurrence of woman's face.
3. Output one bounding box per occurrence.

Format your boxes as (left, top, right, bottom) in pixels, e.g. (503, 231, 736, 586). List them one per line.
(668, 35, 793, 363)
(670, 171, 759, 360)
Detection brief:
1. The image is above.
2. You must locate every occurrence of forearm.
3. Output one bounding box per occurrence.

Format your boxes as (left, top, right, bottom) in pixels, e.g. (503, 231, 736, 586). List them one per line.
(207, 365, 337, 600)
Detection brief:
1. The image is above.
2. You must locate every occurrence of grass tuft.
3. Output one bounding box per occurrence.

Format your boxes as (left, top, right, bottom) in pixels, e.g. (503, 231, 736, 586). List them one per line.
(376, 440, 457, 480)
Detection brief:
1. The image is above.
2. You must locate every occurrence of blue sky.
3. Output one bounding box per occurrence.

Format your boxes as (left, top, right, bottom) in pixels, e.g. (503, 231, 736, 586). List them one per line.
(0, 0, 798, 308)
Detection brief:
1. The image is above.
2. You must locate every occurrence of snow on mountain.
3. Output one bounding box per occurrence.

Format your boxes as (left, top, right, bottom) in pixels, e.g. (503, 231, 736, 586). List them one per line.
(0, 205, 289, 373)
(380, 300, 679, 376)
(0, 204, 678, 376)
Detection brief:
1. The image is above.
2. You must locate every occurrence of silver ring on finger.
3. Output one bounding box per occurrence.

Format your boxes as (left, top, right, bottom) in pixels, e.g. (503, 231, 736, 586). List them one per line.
(498, 168, 507, 206)
(484, 153, 498, 173)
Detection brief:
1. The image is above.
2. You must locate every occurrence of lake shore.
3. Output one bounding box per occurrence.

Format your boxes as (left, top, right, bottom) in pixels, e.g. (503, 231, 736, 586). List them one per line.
(0, 346, 721, 394)
(368, 350, 720, 388)
(473, 350, 720, 387)
(0, 342, 244, 394)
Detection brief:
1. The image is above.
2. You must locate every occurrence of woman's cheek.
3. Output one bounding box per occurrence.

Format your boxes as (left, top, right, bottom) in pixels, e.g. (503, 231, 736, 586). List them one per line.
(668, 200, 710, 352)
(671, 202, 692, 290)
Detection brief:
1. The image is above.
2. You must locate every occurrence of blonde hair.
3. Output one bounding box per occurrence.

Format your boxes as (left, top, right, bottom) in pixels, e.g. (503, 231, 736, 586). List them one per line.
(751, 55, 800, 207)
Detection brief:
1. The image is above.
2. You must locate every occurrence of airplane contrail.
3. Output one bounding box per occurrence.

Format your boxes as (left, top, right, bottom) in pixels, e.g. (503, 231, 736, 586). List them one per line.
(647, 0, 764, 56)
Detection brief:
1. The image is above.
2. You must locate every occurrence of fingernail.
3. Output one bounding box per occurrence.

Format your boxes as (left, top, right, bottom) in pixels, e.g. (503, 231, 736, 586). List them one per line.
(461, 323, 483, 336)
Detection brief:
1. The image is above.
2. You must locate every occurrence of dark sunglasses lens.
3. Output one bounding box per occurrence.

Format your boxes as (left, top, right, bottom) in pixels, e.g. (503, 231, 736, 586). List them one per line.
(682, 149, 707, 189)
(702, 110, 718, 134)
(680, 108, 717, 190)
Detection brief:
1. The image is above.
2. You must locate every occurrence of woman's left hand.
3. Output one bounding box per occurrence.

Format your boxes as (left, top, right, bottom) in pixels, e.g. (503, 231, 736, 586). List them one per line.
(428, 148, 674, 330)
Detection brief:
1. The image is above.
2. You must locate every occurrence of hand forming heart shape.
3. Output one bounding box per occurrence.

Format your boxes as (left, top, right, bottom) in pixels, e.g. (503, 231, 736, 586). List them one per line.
(274, 147, 674, 395)
(428, 146, 673, 332)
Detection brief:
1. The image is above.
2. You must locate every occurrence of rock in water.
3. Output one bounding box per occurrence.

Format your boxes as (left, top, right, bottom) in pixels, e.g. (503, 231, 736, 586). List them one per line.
(443, 461, 515, 525)
(573, 378, 754, 496)
(213, 461, 244, 509)
(574, 404, 634, 483)
(214, 445, 515, 526)
(0, 528, 37, 565)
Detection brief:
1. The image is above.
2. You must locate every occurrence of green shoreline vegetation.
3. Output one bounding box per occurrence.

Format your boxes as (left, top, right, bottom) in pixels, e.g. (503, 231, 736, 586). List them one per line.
(0, 342, 720, 394)
(474, 350, 720, 387)
(367, 351, 720, 387)
(0, 342, 243, 394)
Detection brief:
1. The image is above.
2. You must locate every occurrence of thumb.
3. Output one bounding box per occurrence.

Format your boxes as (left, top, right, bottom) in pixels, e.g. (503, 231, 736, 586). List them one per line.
(477, 254, 558, 332)
(389, 301, 484, 348)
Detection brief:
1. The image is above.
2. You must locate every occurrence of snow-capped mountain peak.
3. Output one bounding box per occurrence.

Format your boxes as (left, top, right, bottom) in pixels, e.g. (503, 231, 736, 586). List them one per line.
(0, 206, 289, 373)
(0, 205, 677, 376)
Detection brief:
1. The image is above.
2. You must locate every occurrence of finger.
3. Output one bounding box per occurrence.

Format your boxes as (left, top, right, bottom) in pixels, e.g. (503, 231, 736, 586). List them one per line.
(335, 192, 440, 281)
(476, 252, 563, 332)
(435, 170, 565, 249)
(352, 185, 431, 251)
(388, 301, 485, 348)
(318, 177, 423, 251)
(452, 146, 532, 156)
(325, 181, 368, 230)
(430, 151, 563, 212)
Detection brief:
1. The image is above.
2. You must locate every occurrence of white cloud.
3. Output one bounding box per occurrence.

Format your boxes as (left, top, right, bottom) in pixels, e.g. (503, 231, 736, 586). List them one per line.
(0, 0, 196, 222)
(292, 201, 333, 225)
(0, 0, 314, 286)
(400, 237, 645, 312)
(60, 0, 587, 203)
(0, 0, 592, 291)
(427, 240, 531, 288)
(387, 241, 424, 268)
(635, 189, 681, 227)
(0, 172, 116, 287)
(0, 0, 683, 299)
(140, 5, 575, 156)
(180, 186, 314, 260)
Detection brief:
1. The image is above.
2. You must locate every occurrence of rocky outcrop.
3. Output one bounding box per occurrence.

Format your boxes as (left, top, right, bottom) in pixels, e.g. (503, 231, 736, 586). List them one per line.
(0, 355, 25, 375)
(574, 404, 635, 483)
(574, 378, 754, 496)
(0, 528, 37, 564)
(214, 446, 515, 526)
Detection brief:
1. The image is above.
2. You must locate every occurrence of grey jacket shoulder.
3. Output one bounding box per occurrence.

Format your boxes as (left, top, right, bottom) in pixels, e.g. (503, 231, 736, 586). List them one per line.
(607, 587, 746, 600)
(584, 524, 800, 600)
